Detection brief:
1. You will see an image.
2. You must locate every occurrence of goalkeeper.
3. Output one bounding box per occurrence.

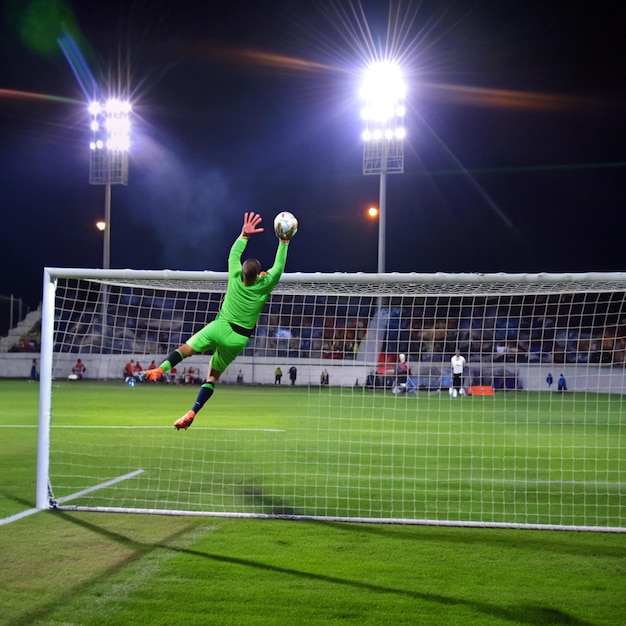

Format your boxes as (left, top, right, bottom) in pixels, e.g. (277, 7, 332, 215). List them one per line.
(146, 212, 291, 430)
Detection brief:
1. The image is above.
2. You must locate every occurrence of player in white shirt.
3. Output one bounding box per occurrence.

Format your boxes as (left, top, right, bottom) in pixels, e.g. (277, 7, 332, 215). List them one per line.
(450, 349, 466, 398)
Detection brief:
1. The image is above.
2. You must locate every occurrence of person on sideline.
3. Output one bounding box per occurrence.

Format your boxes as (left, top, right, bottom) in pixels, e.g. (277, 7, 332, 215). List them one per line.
(145, 212, 292, 430)
(450, 349, 466, 398)
(320, 369, 329, 385)
(29, 359, 38, 382)
(69, 358, 86, 380)
(392, 353, 410, 394)
(132, 360, 144, 382)
(123, 360, 134, 383)
(274, 366, 283, 384)
(288, 365, 297, 385)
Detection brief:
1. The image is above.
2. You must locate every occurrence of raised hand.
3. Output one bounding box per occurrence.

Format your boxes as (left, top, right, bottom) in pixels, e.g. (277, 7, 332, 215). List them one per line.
(241, 212, 264, 238)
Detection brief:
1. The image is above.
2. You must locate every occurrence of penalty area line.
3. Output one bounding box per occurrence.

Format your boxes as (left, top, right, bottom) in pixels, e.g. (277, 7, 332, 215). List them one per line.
(0, 469, 144, 526)
(0, 508, 39, 526)
(55, 469, 145, 504)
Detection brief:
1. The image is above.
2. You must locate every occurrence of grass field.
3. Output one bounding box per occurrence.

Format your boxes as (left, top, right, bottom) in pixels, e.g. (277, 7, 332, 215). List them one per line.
(1, 379, 626, 625)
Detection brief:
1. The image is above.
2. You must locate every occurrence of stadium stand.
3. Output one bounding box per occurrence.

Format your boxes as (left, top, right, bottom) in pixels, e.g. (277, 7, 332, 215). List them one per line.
(4, 289, 626, 382)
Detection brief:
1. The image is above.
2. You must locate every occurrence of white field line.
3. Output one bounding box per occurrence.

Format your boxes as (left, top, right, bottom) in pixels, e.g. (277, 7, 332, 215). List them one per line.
(0, 508, 39, 525)
(0, 469, 144, 526)
(0, 424, 285, 431)
(54, 469, 145, 504)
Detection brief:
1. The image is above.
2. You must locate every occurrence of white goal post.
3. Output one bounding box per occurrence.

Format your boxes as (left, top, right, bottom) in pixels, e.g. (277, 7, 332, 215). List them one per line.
(37, 268, 626, 531)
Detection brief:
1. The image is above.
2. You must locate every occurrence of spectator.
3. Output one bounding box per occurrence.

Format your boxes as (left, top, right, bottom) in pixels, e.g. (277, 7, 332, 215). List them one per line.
(288, 365, 297, 385)
(397, 353, 409, 382)
(133, 360, 144, 382)
(124, 360, 134, 383)
(392, 354, 410, 394)
(557, 373, 568, 392)
(147, 361, 159, 383)
(274, 366, 283, 384)
(29, 359, 38, 382)
(69, 358, 86, 380)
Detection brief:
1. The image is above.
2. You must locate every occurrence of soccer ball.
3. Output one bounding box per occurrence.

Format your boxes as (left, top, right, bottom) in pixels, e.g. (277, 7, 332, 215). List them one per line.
(274, 211, 298, 240)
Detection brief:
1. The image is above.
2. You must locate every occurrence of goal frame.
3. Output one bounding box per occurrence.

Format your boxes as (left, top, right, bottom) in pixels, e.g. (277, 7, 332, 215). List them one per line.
(36, 267, 626, 531)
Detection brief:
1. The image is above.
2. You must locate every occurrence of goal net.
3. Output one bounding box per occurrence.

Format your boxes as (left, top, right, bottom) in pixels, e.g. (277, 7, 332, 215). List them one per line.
(37, 268, 626, 531)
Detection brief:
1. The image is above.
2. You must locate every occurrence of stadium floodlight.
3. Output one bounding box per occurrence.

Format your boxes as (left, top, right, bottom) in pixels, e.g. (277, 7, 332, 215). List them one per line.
(361, 61, 406, 273)
(88, 97, 131, 269)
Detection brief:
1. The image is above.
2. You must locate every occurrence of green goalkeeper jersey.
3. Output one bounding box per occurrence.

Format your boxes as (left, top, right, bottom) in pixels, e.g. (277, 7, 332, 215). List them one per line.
(216, 236, 288, 330)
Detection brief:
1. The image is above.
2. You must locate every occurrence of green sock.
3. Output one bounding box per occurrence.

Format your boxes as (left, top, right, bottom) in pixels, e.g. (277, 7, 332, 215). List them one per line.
(159, 349, 184, 373)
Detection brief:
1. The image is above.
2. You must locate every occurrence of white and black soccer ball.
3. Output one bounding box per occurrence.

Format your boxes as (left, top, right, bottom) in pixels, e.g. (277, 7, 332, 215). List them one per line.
(274, 211, 298, 241)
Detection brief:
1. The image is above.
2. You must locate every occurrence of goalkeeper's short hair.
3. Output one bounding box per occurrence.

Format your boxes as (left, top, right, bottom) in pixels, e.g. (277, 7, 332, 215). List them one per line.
(242, 258, 261, 284)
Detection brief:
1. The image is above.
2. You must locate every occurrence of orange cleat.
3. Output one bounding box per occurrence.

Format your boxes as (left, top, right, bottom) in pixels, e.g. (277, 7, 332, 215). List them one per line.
(174, 410, 196, 430)
(145, 367, 164, 382)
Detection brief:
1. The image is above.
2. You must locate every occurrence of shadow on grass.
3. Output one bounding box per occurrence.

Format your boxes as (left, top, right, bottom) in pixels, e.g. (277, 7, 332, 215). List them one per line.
(240, 483, 303, 516)
(315, 519, 626, 559)
(9, 511, 202, 626)
(178, 550, 593, 626)
(237, 482, 626, 561)
(0, 492, 35, 509)
(12, 510, 595, 626)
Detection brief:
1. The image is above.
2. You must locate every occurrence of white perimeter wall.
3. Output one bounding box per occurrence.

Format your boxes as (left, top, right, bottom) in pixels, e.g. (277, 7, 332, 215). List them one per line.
(0, 354, 368, 388)
(2, 353, 626, 393)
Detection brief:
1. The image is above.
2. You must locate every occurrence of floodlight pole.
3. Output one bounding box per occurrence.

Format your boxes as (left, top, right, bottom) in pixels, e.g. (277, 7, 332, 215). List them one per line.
(360, 62, 405, 274)
(378, 168, 387, 273)
(88, 98, 130, 376)
(103, 181, 111, 269)
(364, 137, 400, 275)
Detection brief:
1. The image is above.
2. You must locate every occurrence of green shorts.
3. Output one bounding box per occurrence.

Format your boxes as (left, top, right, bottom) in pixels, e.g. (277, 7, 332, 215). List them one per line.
(186, 318, 250, 373)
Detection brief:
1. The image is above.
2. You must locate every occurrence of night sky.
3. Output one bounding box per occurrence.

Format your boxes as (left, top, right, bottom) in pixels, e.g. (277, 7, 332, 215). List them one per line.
(1, 0, 625, 310)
